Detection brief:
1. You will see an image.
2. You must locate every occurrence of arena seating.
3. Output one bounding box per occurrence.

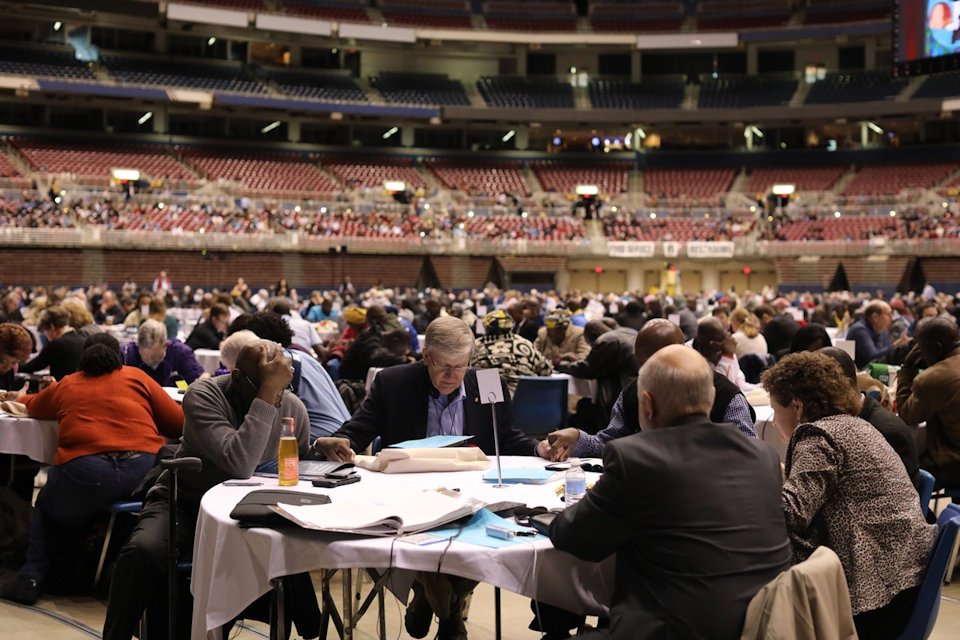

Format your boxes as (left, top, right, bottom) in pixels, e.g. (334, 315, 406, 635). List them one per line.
(280, 0, 370, 22)
(483, 1, 578, 31)
(589, 78, 686, 110)
(744, 166, 847, 194)
(0, 44, 95, 81)
(176, 0, 266, 10)
(323, 158, 427, 189)
(268, 70, 368, 102)
(589, 2, 685, 32)
(696, 0, 792, 30)
(478, 77, 574, 108)
(775, 216, 905, 241)
(12, 140, 197, 183)
(180, 151, 339, 194)
(103, 56, 266, 94)
(370, 72, 470, 106)
(803, 0, 891, 25)
(842, 164, 956, 196)
(426, 160, 530, 196)
(698, 75, 797, 108)
(532, 161, 631, 194)
(913, 71, 960, 100)
(604, 216, 753, 241)
(380, 0, 473, 28)
(0, 153, 22, 178)
(460, 215, 585, 240)
(805, 70, 907, 104)
(643, 168, 736, 201)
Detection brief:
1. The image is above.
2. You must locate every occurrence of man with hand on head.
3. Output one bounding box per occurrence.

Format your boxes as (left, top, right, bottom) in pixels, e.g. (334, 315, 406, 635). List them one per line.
(548, 345, 790, 640)
(540, 319, 756, 462)
(897, 317, 960, 487)
(103, 340, 313, 640)
(314, 316, 538, 640)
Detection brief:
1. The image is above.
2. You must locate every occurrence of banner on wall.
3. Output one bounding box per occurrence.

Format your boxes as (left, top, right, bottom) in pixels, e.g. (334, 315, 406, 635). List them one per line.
(662, 241, 681, 258)
(608, 241, 655, 258)
(686, 241, 735, 259)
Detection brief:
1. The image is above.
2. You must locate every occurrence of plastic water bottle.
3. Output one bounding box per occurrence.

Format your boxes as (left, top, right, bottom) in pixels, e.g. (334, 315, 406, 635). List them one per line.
(565, 458, 586, 507)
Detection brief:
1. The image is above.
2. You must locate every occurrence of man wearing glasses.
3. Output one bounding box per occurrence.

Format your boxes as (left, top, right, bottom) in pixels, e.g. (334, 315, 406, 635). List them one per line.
(314, 316, 539, 640)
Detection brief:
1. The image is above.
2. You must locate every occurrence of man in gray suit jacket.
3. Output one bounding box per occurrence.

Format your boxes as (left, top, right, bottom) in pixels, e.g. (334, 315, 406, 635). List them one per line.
(550, 345, 791, 640)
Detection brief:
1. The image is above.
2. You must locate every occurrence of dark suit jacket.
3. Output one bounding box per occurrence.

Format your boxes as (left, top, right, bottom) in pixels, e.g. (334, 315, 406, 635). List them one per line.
(335, 361, 537, 456)
(550, 414, 791, 640)
(556, 327, 637, 425)
(20, 330, 84, 381)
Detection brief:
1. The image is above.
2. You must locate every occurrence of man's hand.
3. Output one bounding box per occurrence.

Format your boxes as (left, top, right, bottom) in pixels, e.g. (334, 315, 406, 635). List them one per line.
(545, 428, 580, 462)
(557, 354, 577, 363)
(893, 331, 910, 348)
(903, 344, 924, 370)
(257, 345, 293, 406)
(37, 376, 55, 392)
(313, 437, 355, 462)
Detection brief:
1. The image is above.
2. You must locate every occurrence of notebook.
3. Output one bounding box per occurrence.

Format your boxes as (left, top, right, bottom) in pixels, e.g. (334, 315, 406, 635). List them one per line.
(272, 488, 482, 536)
(254, 460, 355, 480)
(482, 467, 560, 484)
(389, 435, 474, 449)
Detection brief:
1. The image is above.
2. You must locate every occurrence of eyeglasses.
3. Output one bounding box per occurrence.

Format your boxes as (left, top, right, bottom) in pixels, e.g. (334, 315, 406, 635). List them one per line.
(426, 353, 469, 375)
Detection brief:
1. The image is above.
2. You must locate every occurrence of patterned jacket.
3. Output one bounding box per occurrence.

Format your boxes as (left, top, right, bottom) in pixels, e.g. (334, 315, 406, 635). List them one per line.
(782, 413, 937, 615)
(470, 332, 553, 396)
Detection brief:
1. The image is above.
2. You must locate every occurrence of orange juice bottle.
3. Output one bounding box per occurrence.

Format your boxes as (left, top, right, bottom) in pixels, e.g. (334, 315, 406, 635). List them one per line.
(278, 417, 299, 486)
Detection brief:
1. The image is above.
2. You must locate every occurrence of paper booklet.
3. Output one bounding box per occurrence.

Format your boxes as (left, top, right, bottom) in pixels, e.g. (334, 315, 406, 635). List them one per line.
(389, 435, 474, 449)
(354, 447, 490, 474)
(272, 488, 483, 536)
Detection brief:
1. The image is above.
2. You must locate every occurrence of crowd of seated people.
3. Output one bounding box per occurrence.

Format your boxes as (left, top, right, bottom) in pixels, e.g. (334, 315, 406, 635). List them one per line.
(760, 207, 960, 242)
(0, 273, 958, 637)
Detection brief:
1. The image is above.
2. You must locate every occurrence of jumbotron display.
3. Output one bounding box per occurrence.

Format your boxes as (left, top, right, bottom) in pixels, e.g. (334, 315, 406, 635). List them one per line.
(895, 0, 960, 75)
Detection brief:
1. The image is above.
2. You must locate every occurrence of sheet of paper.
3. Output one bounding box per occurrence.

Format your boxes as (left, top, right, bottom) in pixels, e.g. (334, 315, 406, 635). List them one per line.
(430, 508, 544, 549)
(834, 339, 856, 360)
(482, 467, 559, 484)
(389, 435, 475, 449)
(476, 368, 504, 404)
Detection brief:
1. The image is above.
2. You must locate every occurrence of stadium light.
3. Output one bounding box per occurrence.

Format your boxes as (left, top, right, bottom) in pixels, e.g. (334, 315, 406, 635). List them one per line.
(771, 184, 795, 196)
(749, 126, 763, 138)
(112, 168, 140, 181)
(53, 21, 62, 31)
(502, 130, 516, 143)
(382, 126, 399, 140)
(867, 122, 883, 134)
(576, 185, 599, 196)
(207, 37, 217, 46)
(138, 111, 153, 125)
(261, 120, 281, 134)
(384, 181, 405, 192)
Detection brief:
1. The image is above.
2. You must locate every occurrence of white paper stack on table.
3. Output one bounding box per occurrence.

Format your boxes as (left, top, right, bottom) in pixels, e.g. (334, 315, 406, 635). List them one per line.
(273, 487, 483, 536)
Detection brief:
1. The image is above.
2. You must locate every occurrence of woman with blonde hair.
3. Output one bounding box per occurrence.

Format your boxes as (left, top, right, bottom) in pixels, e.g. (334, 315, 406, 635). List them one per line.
(730, 306, 768, 358)
(60, 298, 103, 340)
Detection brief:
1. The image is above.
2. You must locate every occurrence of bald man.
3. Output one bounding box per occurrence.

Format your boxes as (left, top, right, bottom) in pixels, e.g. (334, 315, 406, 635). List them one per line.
(549, 345, 790, 640)
(104, 340, 313, 640)
(897, 317, 960, 486)
(539, 319, 756, 461)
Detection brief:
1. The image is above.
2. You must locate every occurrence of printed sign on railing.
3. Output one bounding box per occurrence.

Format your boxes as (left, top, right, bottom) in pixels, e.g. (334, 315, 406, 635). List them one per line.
(686, 241, 735, 259)
(608, 241, 655, 258)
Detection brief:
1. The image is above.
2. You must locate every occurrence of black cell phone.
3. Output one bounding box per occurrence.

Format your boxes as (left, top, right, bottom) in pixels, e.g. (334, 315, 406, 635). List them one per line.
(312, 475, 361, 488)
(544, 462, 570, 471)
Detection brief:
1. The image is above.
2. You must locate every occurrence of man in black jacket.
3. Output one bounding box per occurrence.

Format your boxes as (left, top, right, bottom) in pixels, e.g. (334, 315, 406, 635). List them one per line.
(19, 306, 84, 381)
(314, 316, 537, 640)
(185, 303, 229, 351)
(549, 345, 791, 640)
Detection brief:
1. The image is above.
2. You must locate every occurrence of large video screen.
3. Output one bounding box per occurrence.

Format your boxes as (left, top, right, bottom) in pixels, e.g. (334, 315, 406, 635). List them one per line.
(895, 0, 960, 75)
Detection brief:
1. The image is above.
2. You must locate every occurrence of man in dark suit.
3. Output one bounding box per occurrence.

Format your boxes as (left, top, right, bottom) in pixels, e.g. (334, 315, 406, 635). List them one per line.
(549, 345, 791, 640)
(314, 316, 537, 640)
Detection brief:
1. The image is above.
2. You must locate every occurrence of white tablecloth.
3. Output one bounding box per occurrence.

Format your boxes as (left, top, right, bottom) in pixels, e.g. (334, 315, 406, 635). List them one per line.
(0, 413, 57, 464)
(193, 349, 222, 375)
(191, 456, 613, 639)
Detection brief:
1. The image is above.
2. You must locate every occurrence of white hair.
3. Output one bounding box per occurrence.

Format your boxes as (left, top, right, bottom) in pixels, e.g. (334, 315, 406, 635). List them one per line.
(219, 330, 259, 371)
(137, 319, 168, 349)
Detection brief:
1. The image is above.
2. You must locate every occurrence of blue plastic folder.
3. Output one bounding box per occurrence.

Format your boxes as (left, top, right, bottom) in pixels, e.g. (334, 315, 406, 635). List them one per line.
(482, 467, 558, 484)
(429, 508, 544, 549)
(390, 435, 474, 449)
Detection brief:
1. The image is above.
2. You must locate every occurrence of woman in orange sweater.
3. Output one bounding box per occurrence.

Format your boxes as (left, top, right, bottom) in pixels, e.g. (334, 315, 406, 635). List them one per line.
(0, 332, 183, 606)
